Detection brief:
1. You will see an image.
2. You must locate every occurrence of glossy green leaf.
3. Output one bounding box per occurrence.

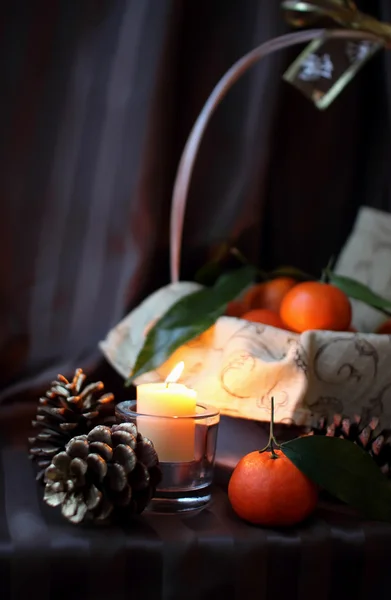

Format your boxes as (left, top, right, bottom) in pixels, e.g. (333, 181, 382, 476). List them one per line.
(282, 435, 391, 522)
(127, 265, 256, 383)
(194, 261, 225, 287)
(194, 243, 231, 285)
(327, 271, 391, 315)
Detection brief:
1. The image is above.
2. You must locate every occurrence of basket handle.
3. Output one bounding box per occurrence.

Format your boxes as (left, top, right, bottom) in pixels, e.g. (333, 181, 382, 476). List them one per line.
(169, 28, 382, 283)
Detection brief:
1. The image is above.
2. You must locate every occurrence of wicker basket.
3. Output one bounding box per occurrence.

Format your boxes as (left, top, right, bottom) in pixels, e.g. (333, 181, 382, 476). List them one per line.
(101, 27, 391, 428)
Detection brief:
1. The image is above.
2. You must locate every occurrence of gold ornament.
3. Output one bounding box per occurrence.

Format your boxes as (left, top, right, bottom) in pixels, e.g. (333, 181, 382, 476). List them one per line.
(281, 1, 391, 108)
(282, 1, 391, 44)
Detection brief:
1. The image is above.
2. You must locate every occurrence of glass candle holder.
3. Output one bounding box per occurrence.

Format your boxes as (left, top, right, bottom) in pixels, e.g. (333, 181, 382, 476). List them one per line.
(115, 400, 220, 514)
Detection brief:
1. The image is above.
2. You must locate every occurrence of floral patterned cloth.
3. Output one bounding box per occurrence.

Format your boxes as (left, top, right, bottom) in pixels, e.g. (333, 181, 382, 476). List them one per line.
(101, 207, 391, 427)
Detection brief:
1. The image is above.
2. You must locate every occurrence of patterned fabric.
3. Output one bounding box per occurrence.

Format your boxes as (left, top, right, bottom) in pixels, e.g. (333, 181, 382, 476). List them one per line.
(101, 208, 391, 428)
(101, 282, 391, 428)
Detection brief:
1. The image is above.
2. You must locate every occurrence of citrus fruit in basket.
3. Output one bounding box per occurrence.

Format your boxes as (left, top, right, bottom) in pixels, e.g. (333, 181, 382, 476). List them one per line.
(228, 448, 318, 527)
(225, 300, 247, 318)
(242, 308, 286, 328)
(243, 277, 297, 312)
(376, 319, 391, 334)
(280, 281, 351, 333)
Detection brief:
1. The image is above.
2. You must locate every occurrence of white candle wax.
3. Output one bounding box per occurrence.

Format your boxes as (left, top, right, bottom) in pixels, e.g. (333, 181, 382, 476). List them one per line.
(136, 382, 197, 463)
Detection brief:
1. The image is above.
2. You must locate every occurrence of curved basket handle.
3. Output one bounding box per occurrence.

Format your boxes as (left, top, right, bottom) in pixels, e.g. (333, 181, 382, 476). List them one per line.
(169, 28, 382, 283)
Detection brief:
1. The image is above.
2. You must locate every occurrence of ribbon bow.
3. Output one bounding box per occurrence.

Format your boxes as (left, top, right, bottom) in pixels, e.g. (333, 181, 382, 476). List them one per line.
(282, 1, 391, 46)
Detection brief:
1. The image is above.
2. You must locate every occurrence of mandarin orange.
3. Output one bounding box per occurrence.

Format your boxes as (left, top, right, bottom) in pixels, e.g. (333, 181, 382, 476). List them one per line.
(243, 277, 297, 312)
(242, 308, 285, 329)
(280, 281, 351, 333)
(225, 300, 247, 318)
(376, 319, 391, 334)
(228, 449, 318, 526)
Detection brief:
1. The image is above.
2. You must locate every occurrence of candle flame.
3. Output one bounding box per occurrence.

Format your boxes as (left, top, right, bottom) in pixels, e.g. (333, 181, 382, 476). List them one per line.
(165, 361, 184, 384)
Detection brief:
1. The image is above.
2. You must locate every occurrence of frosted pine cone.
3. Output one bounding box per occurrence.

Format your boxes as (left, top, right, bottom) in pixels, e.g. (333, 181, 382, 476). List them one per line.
(44, 423, 161, 523)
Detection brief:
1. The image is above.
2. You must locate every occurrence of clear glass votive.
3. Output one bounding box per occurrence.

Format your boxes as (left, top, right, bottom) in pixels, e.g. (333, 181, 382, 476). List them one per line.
(115, 400, 220, 514)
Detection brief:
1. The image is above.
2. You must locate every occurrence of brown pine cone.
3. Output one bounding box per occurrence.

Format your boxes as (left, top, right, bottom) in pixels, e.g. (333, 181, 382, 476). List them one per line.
(29, 369, 115, 481)
(309, 413, 391, 477)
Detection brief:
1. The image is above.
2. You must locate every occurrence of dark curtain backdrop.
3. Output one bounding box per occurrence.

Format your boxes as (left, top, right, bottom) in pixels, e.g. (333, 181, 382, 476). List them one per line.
(0, 0, 390, 399)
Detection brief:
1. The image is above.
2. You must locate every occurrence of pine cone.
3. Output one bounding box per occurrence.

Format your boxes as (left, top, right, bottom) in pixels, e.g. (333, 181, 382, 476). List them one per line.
(29, 369, 115, 481)
(309, 414, 391, 477)
(43, 423, 162, 523)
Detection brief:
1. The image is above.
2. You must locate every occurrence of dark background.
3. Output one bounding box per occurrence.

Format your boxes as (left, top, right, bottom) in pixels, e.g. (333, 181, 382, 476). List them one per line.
(1, 0, 390, 399)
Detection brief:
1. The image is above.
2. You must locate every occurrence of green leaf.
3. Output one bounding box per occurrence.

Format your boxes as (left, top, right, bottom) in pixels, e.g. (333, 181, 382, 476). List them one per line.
(194, 262, 225, 286)
(194, 260, 225, 287)
(127, 265, 256, 383)
(282, 435, 391, 522)
(327, 271, 391, 315)
(194, 243, 231, 285)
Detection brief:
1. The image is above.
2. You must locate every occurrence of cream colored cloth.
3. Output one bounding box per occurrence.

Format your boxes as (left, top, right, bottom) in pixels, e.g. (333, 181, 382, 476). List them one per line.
(100, 207, 391, 427)
(335, 206, 391, 333)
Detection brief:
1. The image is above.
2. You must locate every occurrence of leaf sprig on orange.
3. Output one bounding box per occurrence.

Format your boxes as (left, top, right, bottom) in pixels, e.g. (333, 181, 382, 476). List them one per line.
(228, 398, 391, 527)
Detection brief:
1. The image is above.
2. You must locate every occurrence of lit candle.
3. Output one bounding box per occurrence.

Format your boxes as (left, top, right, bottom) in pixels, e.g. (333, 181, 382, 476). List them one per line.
(136, 362, 197, 462)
